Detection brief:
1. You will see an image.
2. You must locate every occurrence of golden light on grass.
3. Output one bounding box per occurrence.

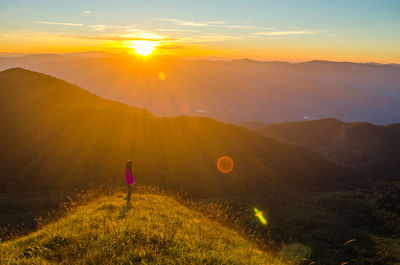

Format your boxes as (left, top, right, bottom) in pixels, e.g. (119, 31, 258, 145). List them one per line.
(217, 156, 234, 173)
(130, 40, 158, 56)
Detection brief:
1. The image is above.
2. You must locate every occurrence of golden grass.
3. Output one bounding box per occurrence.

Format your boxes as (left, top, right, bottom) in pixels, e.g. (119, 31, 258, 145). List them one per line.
(0, 193, 289, 264)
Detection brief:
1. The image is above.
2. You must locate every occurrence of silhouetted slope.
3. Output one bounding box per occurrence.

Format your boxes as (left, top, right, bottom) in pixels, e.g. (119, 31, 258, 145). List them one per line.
(0, 68, 358, 200)
(251, 118, 400, 179)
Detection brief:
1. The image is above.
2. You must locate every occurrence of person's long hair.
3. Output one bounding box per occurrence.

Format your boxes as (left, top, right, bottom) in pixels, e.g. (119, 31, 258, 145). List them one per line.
(126, 160, 133, 176)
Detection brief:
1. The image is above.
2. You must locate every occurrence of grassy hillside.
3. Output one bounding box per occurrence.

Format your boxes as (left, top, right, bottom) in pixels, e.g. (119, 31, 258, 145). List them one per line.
(0, 192, 288, 264)
(246, 118, 400, 179)
(0, 68, 357, 198)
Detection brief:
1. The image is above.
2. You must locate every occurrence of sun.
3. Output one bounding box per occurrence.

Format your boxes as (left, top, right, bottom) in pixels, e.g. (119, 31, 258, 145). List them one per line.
(130, 40, 158, 56)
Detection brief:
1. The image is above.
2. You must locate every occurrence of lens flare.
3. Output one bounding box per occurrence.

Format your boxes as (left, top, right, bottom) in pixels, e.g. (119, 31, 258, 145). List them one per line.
(158, 71, 166, 80)
(254, 208, 267, 225)
(217, 156, 234, 173)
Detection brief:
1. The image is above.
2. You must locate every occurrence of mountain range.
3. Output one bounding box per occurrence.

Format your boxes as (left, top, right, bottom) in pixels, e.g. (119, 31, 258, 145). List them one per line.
(1, 53, 399, 125)
(243, 118, 400, 180)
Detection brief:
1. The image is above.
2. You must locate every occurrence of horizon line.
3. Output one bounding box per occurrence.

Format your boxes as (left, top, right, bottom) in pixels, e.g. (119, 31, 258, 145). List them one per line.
(0, 50, 399, 66)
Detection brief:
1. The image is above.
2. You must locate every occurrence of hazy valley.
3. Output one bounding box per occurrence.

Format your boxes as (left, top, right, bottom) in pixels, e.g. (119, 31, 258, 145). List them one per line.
(1, 53, 400, 125)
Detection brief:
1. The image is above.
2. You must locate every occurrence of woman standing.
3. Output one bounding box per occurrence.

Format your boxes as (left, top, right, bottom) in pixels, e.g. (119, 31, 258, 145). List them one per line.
(125, 160, 135, 203)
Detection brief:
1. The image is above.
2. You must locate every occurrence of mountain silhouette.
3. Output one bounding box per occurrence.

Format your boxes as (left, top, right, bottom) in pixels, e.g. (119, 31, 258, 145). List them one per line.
(0, 68, 358, 200)
(246, 118, 400, 179)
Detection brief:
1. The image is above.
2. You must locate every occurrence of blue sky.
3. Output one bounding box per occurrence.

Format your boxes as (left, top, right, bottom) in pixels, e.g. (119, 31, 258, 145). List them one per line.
(1, 0, 399, 62)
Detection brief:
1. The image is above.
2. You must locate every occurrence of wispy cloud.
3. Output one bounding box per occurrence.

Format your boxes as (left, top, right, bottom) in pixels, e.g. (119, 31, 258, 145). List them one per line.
(205, 21, 227, 25)
(82, 10, 96, 15)
(120, 32, 164, 40)
(157, 28, 198, 33)
(253, 30, 315, 36)
(69, 31, 240, 44)
(69, 32, 169, 42)
(175, 34, 243, 43)
(88, 24, 137, 32)
(36, 21, 84, 27)
(157, 43, 187, 50)
(226, 25, 274, 30)
(226, 25, 256, 29)
(156, 18, 208, 27)
(155, 18, 226, 27)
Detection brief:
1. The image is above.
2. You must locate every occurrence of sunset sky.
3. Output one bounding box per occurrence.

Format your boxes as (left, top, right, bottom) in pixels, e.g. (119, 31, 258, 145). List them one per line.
(1, 0, 399, 62)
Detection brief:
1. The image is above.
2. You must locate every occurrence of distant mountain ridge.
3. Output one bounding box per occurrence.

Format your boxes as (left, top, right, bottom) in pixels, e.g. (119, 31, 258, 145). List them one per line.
(245, 118, 400, 179)
(1, 54, 399, 124)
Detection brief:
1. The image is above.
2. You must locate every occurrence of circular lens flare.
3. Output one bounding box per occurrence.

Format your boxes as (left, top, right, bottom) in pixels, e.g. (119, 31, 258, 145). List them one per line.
(217, 156, 234, 173)
(158, 71, 166, 80)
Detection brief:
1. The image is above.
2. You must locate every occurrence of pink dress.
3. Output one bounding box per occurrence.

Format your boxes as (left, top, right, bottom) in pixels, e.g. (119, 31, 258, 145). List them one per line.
(125, 169, 135, 185)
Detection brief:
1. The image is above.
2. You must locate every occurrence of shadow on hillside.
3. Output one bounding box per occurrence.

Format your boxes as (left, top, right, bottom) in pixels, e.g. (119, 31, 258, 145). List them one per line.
(118, 202, 132, 219)
(268, 202, 382, 264)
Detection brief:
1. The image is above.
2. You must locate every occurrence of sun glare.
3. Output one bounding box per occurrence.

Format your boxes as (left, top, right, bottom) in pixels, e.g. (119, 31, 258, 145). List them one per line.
(130, 40, 158, 56)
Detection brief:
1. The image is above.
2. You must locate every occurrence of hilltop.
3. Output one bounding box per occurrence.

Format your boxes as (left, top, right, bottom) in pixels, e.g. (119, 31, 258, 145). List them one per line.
(0, 192, 288, 264)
